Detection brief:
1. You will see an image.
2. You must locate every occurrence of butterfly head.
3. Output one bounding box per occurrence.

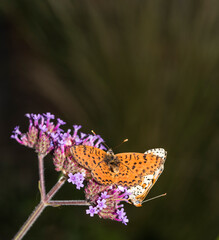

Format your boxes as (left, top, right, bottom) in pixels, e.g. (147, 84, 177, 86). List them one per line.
(107, 148, 114, 155)
(106, 148, 116, 162)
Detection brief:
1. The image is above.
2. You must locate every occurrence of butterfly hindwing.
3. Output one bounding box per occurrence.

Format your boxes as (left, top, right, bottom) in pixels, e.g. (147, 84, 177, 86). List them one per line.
(116, 152, 165, 176)
(115, 163, 143, 186)
(92, 163, 114, 185)
(128, 148, 167, 206)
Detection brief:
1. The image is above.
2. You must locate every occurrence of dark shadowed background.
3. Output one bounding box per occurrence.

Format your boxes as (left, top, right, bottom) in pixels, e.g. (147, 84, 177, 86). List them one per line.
(0, 1, 218, 239)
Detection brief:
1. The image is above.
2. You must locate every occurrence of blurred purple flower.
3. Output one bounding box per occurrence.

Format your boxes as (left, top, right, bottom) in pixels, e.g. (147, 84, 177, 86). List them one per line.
(86, 206, 98, 217)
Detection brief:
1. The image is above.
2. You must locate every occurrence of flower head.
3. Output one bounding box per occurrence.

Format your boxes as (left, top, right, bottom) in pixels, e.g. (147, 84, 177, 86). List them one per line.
(11, 113, 65, 155)
(84, 180, 130, 225)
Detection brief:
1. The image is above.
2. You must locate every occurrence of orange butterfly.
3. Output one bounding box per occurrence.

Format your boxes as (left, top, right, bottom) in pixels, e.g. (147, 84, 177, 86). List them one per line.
(70, 145, 165, 187)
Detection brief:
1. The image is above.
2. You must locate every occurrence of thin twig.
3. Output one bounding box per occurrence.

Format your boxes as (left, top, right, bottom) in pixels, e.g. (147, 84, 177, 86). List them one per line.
(12, 201, 46, 240)
(48, 200, 90, 206)
(45, 175, 66, 201)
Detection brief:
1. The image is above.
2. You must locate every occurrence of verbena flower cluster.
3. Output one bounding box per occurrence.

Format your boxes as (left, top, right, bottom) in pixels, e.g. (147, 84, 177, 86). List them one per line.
(11, 113, 130, 225)
(85, 180, 129, 224)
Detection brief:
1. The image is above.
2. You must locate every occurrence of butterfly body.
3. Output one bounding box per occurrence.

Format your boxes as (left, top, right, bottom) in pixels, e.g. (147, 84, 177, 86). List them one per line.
(104, 149, 120, 173)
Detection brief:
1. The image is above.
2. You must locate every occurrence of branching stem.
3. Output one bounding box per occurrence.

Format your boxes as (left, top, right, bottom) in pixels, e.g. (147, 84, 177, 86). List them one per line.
(13, 154, 90, 240)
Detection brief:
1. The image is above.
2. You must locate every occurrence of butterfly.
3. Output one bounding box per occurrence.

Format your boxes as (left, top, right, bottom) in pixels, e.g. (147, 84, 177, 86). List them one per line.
(128, 148, 166, 207)
(70, 145, 166, 187)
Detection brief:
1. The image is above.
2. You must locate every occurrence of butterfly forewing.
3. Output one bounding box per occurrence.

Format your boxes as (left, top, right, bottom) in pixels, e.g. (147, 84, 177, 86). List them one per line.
(70, 145, 107, 170)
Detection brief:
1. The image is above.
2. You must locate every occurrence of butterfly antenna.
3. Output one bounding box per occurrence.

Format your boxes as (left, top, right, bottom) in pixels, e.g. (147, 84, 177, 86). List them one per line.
(91, 130, 110, 150)
(114, 139, 128, 150)
(141, 193, 167, 204)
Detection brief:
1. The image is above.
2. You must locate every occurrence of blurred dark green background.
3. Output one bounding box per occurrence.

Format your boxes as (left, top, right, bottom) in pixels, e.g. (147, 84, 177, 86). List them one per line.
(0, 0, 218, 239)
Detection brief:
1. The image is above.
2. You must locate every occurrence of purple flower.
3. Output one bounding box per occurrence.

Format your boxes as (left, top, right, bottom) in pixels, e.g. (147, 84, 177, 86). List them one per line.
(53, 118, 66, 131)
(57, 118, 66, 126)
(68, 173, 76, 183)
(68, 172, 85, 190)
(80, 132, 87, 139)
(116, 208, 129, 225)
(11, 113, 68, 155)
(94, 135, 104, 148)
(97, 198, 107, 210)
(11, 126, 23, 144)
(44, 112, 55, 127)
(38, 114, 44, 126)
(32, 114, 41, 121)
(43, 112, 55, 120)
(86, 135, 98, 145)
(39, 124, 47, 132)
(59, 130, 72, 146)
(101, 191, 110, 199)
(25, 113, 31, 118)
(84, 180, 130, 225)
(14, 126, 21, 134)
(58, 138, 66, 146)
(86, 206, 98, 217)
(99, 144, 107, 151)
(116, 208, 126, 219)
(11, 126, 21, 138)
(72, 125, 82, 140)
(50, 132, 59, 141)
(75, 181, 84, 190)
(122, 216, 129, 225)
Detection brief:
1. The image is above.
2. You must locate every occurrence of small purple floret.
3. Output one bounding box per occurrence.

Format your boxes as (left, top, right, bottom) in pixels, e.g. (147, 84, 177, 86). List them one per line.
(116, 207, 129, 225)
(39, 124, 47, 132)
(68, 172, 85, 190)
(87, 135, 98, 145)
(72, 125, 82, 139)
(101, 191, 110, 199)
(44, 112, 55, 120)
(97, 198, 107, 210)
(57, 118, 66, 126)
(116, 208, 126, 219)
(80, 132, 87, 139)
(94, 135, 104, 148)
(122, 216, 129, 225)
(14, 126, 21, 135)
(86, 206, 98, 217)
(99, 145, 107, 151)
